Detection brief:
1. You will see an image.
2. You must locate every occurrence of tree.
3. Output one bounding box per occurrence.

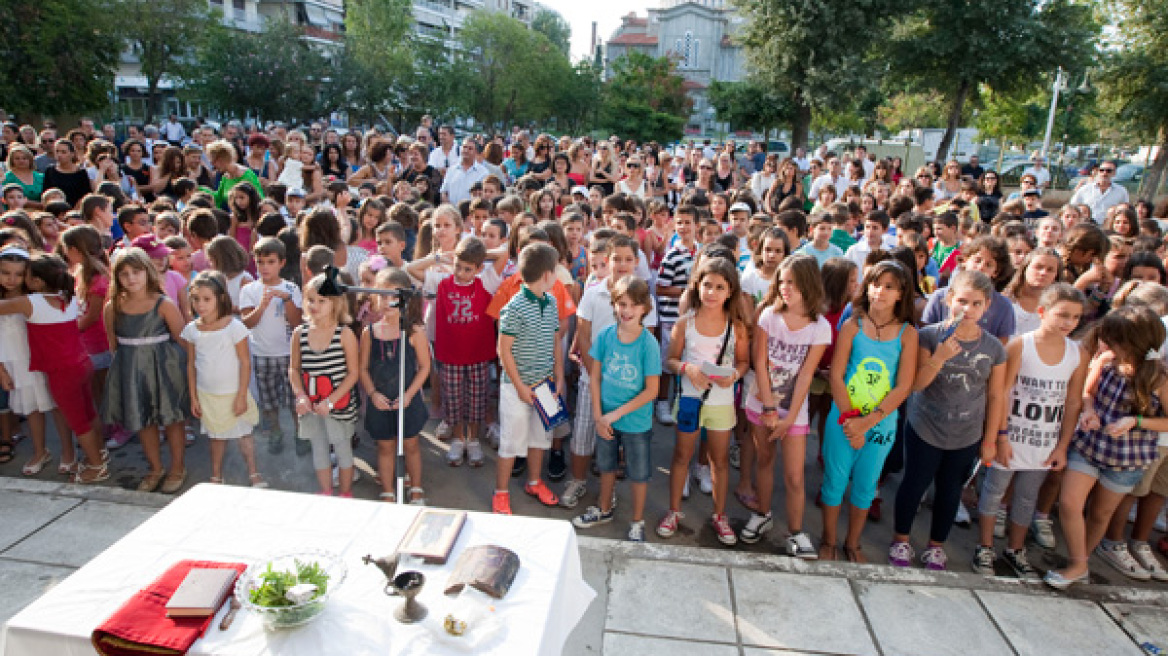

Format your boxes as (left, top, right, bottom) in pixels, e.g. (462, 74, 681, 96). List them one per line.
(0, 0, 121, 118)
(884, 0, 1098, 162)
(877, 91, 952, 133)
(600, 52, 691, 144)
(707, 78, 791, 138)
(735, 0, 896, 151)
(121, 0, 219, 122)
(180, 20, 328, 122)
(973, 87, 1047, 152)
(458, 10, 574, 129)
(1097, 0, 1168, 199)
(531, 8, 571, 57)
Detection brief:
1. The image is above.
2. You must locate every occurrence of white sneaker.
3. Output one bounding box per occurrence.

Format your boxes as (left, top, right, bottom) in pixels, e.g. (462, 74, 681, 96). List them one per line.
(1132, 542, 1168, 582)
(656, 400, 675, 425)
(559, 479, 587, 509)
(994, 507, 1008, 539)
(1096, 541, 1152, 581)
(446, 440, 465, 466)
(696, 464, 713, 495)
(435, 420, 452, 440)
(954, 501, 971, 528)
(1030, 517, 1057, 549)
(786, 532, 818, 559)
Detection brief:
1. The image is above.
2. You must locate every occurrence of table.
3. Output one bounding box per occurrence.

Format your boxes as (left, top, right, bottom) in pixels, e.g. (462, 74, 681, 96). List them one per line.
(0, 485, 595, 655)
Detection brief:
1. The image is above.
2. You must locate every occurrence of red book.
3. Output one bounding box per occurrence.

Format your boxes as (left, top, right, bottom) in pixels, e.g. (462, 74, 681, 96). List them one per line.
(92, 560, 247, 656)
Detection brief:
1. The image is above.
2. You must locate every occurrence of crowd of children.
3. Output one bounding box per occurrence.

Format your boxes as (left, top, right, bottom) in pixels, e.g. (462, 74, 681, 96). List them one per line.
(2, 129, 1168, 592)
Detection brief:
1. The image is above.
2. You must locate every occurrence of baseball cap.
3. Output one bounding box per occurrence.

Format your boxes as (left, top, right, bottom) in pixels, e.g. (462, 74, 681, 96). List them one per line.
(131, 234, 171, 259)
(287, 187, 306, 198)
(1022, 188, 1040, 196)
(571, 186, 588, 196)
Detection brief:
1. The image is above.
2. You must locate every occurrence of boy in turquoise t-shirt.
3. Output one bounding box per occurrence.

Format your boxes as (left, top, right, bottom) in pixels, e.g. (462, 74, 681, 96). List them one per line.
(796, 214, 844, 267)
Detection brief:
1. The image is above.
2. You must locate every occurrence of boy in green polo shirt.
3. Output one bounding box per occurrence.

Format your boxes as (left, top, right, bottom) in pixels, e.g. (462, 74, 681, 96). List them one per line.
(494, 243, 565, 515)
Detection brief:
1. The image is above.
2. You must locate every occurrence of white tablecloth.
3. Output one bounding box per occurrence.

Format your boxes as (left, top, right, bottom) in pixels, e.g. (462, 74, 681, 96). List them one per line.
(0, 485, 595, 656)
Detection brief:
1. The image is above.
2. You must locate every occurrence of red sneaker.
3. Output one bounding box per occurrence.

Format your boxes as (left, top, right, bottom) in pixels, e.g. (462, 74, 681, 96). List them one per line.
(492, 491, 512, 515)
(524, 480, 559, 506)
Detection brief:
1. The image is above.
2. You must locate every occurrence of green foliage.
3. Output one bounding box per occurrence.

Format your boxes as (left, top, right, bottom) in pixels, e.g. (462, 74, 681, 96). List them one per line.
(531, 8, 572, 57)
(884, 0, 1099, 161)
(600, 52, 691, 144)
(877, 92, 953, 133)
(458, 10, 577, 129)
(734, 0, 898, 149)
(180, 19, 328, 122)
(707, 78, 791, 136)
(249, 559, 329, 608)
(0, 0, 121, 118)
(121, 0, 218, 120)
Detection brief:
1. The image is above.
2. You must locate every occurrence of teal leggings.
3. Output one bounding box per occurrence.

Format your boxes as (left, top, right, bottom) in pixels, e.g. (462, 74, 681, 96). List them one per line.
(820, 406, 897, 509)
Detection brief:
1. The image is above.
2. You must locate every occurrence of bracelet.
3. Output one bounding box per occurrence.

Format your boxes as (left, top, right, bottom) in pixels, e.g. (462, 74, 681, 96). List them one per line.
(1137, 415, 1143, 429)
(997, 429, 1009, 435)
(762, 405, 777, 412)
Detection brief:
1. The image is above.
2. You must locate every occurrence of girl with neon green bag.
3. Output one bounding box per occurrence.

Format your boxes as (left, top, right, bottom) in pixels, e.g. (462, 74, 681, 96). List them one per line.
(818, 260, 919, 562)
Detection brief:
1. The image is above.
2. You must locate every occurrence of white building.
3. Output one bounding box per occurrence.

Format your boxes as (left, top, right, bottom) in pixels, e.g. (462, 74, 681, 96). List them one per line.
(412, 0, 540, 49)
(604, 2, 746, 134)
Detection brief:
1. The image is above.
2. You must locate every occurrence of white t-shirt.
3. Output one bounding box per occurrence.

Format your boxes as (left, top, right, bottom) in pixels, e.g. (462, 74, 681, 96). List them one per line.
(577, 283, 658, 344)
(239, 279, 302, 357)
(740, 268, 772, 305)
(180, 318, 251, 394)
(743, 307, 832, 426)
(1022, 166, 1051, 189)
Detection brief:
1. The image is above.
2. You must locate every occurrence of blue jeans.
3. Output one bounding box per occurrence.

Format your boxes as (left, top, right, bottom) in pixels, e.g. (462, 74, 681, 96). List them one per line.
(596, 428, 652, 483)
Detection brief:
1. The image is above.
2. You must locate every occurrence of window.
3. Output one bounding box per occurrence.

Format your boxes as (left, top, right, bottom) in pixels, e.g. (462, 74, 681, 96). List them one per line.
(693, 38, 700, 68)
(233, 0, 245, 20)
(678, 31, 692, 68)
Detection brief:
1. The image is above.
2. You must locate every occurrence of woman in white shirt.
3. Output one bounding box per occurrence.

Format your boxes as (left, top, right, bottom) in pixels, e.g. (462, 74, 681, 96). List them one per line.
(750, 153, 778, 200)
(617, 154, 648, 199)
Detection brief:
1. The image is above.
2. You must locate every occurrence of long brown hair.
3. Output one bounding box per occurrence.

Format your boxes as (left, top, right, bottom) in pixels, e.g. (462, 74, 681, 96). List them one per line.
(108, 247, 163, 314)
(1006, 247, 1063, 300)
(854, 259, 915, 326)
(1096, 305, 1167, 415)
(375, 267, 422, 328)
(682, 256, 749, 330)
(759, 252, 823, 319)
(57, 224, 110, 301)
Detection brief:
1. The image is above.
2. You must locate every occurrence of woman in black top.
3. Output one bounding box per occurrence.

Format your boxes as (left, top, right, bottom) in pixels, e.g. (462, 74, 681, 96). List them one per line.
(43, 140, 92, 207)
(528, 137, 552, 186)
(713, 152, 737, 191)
(320, 143, 348, 181)
(764, 157, 804, 214)
(121, 139, 153, 202)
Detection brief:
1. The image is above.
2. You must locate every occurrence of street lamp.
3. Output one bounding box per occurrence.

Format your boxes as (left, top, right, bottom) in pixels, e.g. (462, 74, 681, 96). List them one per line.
(1040, 67, 1067, 160)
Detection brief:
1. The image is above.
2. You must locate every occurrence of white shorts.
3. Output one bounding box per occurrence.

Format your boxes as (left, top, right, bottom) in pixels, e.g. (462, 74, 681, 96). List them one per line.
(499, 381, 552, 458)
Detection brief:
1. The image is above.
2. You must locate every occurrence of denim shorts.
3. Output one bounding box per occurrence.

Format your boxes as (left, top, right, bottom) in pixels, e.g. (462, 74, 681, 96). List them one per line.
(89, 351, 113, 371)
(1066, 448, 1147, 494)
(596, 428, 652, 483)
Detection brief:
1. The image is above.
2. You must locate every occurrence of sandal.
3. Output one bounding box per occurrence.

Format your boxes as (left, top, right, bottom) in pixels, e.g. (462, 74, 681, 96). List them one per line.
(249, 473, 269, 489)
(408, 487, 426, 506)
(58, 460, 77, 476)
(843, 545, 868, 564)
(74, 462, 110, 484)
(22, 452, 53, 476)
(0, 441, 14, 464)
(379, 491, 397, 503)
(735, 490, 761, 513)
(160, 469, 187, 494)
(138, 470, 165, 492)
(818, 543, 840, 561)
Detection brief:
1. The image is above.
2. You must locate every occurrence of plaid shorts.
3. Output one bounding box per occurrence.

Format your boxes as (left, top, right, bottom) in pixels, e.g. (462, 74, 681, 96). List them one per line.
(571, 376, 596, 457)
(441, 361, 491, 424)
(253, 355, 294, 411)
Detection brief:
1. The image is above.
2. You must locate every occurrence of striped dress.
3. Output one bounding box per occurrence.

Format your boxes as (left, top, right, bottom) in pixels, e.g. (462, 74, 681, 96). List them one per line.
(297, 325, 357, 423)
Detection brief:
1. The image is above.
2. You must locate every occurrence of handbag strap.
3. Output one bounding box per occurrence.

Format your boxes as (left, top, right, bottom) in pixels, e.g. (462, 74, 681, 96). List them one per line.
(698, 319, 733, 403)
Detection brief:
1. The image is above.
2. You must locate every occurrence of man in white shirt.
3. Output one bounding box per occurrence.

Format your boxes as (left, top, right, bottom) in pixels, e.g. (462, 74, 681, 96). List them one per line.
(440, 139, 487, 205)
(1069, 161, 1130, 223)
(853, 145, 875, 180)
(792, 147, 810, 174)
(1021, 151, 1051, 193)
(161, 114, 186, 146)
(809, 156, 849, 200)
(428, 125, 460, 173)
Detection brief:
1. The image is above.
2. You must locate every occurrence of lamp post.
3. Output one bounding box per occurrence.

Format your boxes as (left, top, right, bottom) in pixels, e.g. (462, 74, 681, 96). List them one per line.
(1040, 67, 1067, 160)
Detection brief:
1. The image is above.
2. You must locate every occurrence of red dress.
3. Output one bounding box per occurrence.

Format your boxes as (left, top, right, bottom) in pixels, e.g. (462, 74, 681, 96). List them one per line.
(27, 294, 96, 435)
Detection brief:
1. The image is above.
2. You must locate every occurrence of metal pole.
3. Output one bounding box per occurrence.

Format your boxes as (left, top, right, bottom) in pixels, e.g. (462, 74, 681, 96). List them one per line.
(1041, 68, 1065, 160)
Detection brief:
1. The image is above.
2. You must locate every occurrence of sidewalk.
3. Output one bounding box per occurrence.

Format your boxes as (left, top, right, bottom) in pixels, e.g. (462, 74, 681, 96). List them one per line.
(2, 478, 1167, 655)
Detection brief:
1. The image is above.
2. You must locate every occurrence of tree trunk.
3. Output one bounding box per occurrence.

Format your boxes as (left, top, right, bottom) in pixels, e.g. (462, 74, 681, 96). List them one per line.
(1141, 126, 1168, 202)
(791, 90, 811, 152)
(937, 79, 971, 164)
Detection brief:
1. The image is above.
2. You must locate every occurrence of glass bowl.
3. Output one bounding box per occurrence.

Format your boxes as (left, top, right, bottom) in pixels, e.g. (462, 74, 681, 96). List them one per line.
(235, 549, 348, 630)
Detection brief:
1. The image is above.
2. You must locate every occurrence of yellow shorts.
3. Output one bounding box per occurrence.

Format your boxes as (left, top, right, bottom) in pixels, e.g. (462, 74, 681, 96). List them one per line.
(675, 402, 736, 432)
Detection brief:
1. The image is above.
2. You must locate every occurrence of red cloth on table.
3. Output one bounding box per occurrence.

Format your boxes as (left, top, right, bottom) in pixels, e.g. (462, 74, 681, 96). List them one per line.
(92, 559, 247, 656)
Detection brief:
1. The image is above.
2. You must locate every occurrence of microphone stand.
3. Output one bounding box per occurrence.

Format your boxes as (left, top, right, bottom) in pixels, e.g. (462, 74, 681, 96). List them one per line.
(319, 265, 415, 504)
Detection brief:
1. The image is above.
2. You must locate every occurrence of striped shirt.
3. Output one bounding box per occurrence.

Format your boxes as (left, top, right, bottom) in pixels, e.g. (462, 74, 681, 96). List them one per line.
(656, 243, 696, 325)
(499, 285, 559, 386)
(297, 325, 357, 422)
(1073, 365, 1160, 471)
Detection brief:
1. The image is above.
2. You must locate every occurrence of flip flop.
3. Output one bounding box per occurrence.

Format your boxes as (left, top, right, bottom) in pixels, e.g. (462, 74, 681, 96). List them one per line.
(0, 442, 15, 464)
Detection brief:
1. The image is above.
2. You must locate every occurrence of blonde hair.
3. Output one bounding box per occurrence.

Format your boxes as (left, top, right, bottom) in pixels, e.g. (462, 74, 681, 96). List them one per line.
(109, 247, 163, 314)
(206, 139, 237, 165)
(303, 273, 351, 325)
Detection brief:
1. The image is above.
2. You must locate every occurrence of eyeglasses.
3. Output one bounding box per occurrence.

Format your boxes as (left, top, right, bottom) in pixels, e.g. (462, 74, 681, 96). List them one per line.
(917, 174, 932, 180)
(627, 163, 641, 168)
(699, 165, 713, 170)
(1099, 167, 1116, 173)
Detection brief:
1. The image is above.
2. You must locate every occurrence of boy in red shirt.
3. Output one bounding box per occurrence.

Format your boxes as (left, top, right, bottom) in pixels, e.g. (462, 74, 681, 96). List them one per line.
(434, 237, 497, 468)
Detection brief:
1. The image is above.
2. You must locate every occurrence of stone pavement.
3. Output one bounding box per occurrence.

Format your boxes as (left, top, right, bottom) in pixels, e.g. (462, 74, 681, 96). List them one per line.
(2, 477, 1167, 656)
